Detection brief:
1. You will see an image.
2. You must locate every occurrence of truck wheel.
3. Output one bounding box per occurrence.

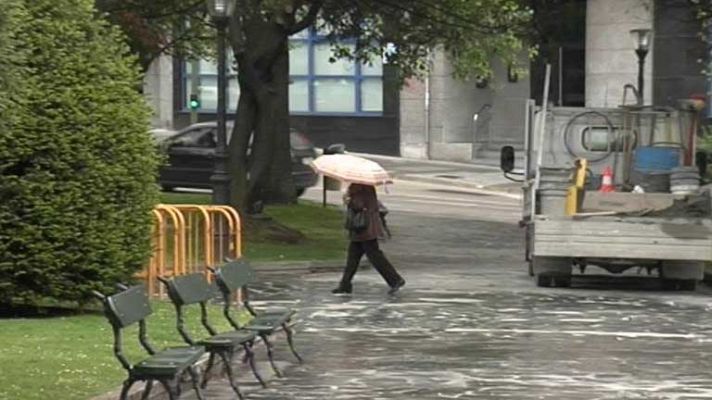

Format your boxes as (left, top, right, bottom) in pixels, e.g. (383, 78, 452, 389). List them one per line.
(532, 256, 572, 287)
(661, 279, 697, 291)
(552, 276, 572, 288)
(536, 274, 552, 287)
(679, 280, 697, 291)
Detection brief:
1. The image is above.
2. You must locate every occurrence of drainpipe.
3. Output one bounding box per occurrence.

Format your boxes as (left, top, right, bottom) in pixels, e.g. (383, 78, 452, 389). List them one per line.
(707, 25, 712, 120)
(424, 50, 432, 160)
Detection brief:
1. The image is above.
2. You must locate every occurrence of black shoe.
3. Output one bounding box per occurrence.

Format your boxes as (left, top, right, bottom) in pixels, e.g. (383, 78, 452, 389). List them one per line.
(331, 285, 352, 294)
(388, 279, 406, 295)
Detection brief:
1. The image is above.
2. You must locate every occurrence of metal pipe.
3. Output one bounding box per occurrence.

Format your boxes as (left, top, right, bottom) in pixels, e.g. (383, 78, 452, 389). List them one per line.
(558, 46, 563, 106)
(212, 19, 230, 204)
(424, 50, 432, 159)
(636, 48, 648, 105)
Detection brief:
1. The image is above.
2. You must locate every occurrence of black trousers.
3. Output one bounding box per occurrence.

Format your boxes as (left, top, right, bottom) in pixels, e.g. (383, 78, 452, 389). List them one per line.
(339, 240, 402, 288)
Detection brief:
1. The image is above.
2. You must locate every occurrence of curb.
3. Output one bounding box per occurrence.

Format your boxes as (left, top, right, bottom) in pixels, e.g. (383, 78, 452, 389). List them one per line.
(251, 260, 345, 273)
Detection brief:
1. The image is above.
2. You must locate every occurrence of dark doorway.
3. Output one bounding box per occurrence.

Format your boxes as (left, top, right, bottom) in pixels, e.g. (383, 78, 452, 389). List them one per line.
(529, 0, 587, 107)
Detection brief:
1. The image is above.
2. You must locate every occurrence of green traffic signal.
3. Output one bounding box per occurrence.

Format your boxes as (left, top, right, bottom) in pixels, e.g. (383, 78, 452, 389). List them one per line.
(189, 94, 200, 110)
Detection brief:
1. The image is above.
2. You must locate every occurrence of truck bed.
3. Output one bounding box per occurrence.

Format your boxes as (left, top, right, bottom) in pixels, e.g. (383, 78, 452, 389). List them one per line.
(533, 216, 712, 261)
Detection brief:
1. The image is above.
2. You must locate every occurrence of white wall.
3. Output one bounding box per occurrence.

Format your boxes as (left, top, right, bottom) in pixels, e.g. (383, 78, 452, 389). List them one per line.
(586, 0, 654, 107)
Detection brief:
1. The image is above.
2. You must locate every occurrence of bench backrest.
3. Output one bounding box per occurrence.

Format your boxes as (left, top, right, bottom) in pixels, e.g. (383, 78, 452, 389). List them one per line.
(215, 259, 255, 294)
(105, 284, 152, 328)
(165, 273, 215, 306)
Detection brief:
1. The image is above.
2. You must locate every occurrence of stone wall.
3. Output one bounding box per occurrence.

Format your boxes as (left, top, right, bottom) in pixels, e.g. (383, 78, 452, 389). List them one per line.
(586, 0, 654, 107)
(143, 55, 174, 129)
(399, 50, 530, 162)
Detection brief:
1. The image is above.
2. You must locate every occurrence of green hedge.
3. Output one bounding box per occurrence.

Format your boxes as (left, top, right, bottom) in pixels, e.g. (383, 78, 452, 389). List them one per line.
(0, 0, 160, 305)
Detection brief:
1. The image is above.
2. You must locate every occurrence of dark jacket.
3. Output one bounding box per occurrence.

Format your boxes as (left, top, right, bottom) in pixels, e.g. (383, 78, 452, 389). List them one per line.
(347, 185, 385, 242)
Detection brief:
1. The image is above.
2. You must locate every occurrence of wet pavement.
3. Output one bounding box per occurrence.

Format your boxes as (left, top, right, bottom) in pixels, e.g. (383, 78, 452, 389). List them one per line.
(189, 203, 712, 399)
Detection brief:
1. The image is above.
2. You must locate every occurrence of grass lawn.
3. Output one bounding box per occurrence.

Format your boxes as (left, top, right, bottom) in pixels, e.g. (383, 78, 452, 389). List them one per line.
(0, 193, 346, 400)
(159, 192, 347, 262)
(0, 302, 250, 400)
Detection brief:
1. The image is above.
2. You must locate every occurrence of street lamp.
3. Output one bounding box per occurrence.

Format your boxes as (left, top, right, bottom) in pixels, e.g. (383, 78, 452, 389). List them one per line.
(207, 0, 235, 204)
(630, 28, 652, 105)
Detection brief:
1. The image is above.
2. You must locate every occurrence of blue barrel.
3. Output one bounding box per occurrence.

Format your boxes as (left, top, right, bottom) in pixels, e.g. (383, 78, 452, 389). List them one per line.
(634, 146, 680, 173)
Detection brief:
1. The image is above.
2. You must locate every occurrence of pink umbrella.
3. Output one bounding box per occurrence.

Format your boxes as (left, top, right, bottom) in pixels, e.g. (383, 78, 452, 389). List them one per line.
(310, 154, 392, 186)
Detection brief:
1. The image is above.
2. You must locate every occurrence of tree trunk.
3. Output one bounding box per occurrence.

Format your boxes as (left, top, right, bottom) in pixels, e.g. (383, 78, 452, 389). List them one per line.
(227, 16, 296, 213)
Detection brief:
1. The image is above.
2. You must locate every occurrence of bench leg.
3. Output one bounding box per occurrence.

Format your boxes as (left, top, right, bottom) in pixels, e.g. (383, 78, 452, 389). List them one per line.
(262, 334, 282, 378)
(158, 380, 178, 400)
(201, 352, 217, 389)
(218, 351, 244, 400)
(187, 366, 206, 400)
(119, 379, 135, 400)
(140, 380, 153, 400)
(282, 323, 303, 364)
(244, 342, 267, 388)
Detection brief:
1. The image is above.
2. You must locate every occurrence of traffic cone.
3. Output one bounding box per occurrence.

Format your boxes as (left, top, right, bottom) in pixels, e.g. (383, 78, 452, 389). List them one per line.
(599, 166, 615, 192)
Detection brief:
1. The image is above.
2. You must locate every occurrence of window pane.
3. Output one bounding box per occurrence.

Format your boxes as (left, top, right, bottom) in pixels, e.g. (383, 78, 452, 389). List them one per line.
(361, 79, 383, 112)
(361, 57, 383, 76)
(314, 78, 355, 112)
(314, 43, 355, 75)
(289, 42, 309, 75)
(185, 60, 199, 74)
(290, 28, 309, 39)
(199, 59, 217, 75)
(289, 79, 310, 112)
(228, 77, 240, 111)
(195, 76, 217, 109)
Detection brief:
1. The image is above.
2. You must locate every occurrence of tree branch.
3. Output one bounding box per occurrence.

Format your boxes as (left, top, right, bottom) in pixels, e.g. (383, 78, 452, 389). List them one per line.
(287, 0, 323, 35)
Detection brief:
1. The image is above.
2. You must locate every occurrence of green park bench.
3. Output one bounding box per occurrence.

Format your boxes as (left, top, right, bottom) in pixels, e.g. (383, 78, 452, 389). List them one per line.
(157, 273, 265, 399)
(210, 259, 303, 378)
(93, 284, 206, 400)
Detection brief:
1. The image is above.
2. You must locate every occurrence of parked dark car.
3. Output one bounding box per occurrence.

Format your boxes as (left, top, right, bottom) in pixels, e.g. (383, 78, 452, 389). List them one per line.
(158, 122, 318, 196)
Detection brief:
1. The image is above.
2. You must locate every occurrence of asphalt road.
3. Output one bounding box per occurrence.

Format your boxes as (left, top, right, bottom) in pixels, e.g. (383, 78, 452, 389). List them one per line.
(188, 178, 712, 400)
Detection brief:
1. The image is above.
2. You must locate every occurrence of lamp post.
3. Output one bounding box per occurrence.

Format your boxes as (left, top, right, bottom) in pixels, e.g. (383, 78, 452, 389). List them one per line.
(207, 0, 235, 204)
(630, 28, 652, 106)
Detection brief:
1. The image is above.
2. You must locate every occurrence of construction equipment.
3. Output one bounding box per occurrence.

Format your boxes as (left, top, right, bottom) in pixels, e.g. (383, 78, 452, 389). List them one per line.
(502, 98, 712, 290)
(565, 158, 588, 216)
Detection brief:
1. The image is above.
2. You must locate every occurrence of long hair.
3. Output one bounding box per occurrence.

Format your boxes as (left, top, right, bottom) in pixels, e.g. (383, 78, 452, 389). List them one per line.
(345, 183, 375, 206)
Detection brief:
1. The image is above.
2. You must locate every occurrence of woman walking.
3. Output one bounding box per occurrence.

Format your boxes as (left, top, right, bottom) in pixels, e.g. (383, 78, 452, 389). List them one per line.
(332, 183, 405, 295)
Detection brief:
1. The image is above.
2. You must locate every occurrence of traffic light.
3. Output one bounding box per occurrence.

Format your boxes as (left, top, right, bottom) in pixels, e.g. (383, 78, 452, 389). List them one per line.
(189, 94, 200, 110)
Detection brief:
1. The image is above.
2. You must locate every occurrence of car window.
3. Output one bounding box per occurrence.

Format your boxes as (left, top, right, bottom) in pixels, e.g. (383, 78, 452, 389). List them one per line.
(168, 128, 216, 148)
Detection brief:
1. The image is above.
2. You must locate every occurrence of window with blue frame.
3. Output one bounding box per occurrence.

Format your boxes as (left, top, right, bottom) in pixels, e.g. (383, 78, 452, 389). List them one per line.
(183, 28, 383, 115)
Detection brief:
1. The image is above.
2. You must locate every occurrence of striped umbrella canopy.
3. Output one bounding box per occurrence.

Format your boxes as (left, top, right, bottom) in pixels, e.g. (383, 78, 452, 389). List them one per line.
(310, 154, 392, 186)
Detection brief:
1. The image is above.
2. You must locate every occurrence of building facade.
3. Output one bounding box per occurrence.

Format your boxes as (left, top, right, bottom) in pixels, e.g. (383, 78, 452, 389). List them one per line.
(399, 0, 709, 163)
(144, 28, 400, 155)
(144, 0, 710, 163)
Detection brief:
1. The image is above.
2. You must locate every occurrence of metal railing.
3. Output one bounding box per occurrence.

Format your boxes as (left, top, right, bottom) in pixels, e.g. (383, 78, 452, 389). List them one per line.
(136, 204, 242, 296)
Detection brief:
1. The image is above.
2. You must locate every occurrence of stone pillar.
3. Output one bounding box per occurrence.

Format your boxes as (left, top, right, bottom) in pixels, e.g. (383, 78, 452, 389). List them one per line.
(586, 0, 654, 107)
(143, 55, 174, 129)
(399, 77, 428, 159)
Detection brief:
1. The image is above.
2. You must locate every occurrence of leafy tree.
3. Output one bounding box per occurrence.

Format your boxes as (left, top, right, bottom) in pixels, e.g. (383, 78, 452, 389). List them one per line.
(95, 0, 214, 73)
(99, 0, 531, 212)
(0, 0, 159, 305)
